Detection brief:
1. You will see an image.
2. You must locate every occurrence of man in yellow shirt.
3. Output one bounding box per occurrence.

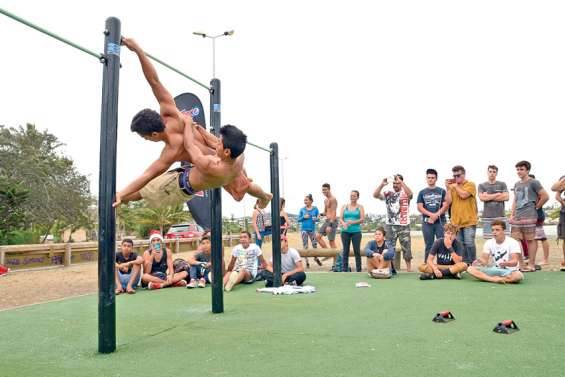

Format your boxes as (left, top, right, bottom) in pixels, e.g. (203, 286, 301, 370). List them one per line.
(445, 165, 478, 264)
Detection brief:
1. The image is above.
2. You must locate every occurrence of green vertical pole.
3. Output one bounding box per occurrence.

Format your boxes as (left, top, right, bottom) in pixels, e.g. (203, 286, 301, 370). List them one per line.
(98, 16, 121, 354)
(270, 143, 282, 287)
(210, 78, 224, 313)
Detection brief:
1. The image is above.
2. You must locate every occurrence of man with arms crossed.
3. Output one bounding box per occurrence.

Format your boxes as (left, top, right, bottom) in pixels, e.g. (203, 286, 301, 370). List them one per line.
(467, 220, 523, 284)
(478, 165, 509, 239)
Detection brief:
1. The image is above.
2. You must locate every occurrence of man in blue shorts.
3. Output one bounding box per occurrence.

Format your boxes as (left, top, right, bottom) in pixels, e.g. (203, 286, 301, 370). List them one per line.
(115, 238, 143, 294)
(467, 220, 523, 284)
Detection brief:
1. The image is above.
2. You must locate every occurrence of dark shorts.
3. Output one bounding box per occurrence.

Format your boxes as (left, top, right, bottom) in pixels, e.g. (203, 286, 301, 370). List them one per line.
(141, 271, 167, 287)
(318, 219, 338, 241)
(559, 212, 565, 240)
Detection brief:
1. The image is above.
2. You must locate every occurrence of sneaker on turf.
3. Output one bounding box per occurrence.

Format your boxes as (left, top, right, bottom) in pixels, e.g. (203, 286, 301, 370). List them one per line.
(419, 273, 434, 280)
(187, 279, 197, 289)
(148, 282, 162, 290)
(198, 278, 206, 288)
(173, 279, 187, 288)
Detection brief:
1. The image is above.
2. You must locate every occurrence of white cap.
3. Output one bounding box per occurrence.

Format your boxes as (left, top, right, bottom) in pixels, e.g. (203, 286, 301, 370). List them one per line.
(149, 233, 163, 243)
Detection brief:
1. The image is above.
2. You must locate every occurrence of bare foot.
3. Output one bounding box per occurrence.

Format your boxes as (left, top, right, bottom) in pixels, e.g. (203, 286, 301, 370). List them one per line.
(257, 193, 273, 209)
(495, 277, 507, 284)
(115, 287, 124, 295)
(126, 287, 136, 294)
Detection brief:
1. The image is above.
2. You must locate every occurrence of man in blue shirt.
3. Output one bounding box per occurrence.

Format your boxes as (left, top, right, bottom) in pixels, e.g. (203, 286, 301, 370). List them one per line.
(416, 169, 449, 261)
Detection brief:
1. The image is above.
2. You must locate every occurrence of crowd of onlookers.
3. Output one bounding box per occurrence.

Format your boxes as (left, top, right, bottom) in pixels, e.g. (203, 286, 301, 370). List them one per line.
(115, 160, 565, 293)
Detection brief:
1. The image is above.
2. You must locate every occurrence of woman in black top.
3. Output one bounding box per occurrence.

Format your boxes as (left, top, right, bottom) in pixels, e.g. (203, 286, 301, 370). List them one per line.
(280, 198, 290, 235)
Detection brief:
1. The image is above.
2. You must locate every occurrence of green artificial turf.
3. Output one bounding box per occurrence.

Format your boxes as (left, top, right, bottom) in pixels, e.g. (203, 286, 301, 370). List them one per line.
(2, 272, 564, 377)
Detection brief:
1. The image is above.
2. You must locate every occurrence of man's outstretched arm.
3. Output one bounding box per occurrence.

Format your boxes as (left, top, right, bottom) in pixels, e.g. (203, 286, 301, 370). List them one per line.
(122, 37, 177, 117)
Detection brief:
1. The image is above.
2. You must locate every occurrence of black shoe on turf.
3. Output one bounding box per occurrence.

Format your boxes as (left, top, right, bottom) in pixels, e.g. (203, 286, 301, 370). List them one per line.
(419, 273, 434, 280)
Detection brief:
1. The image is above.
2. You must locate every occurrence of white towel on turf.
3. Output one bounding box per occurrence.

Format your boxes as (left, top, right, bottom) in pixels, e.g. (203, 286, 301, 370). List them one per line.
(256, 285, 316, 295)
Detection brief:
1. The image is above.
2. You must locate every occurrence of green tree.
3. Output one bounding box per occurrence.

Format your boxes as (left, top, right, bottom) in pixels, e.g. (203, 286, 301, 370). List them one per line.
(0, 176, 30, 244)
(0, 124, 92, 242)
(134, 204, 192, 235)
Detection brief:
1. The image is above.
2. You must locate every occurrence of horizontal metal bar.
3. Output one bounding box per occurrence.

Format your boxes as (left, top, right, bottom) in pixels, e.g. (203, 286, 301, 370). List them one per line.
(0, 7, 102, 60)
(247, 141, 271, 153)
(145, 52, 211, 91)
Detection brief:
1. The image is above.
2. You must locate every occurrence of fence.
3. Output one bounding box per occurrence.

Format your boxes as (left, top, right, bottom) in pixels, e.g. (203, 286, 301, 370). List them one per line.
(0, 235, 241, 271)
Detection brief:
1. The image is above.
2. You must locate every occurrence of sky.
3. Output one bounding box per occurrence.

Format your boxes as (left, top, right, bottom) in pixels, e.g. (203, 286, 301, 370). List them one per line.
(1, 0, 564, 218)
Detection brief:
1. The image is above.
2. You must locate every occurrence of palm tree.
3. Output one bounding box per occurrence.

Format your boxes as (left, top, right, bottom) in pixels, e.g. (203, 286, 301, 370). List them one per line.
(134, 204, 193, 235)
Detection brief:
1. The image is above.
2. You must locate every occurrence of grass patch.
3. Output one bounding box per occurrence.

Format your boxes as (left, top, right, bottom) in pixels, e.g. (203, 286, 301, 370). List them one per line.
(2, 272, 565, 377)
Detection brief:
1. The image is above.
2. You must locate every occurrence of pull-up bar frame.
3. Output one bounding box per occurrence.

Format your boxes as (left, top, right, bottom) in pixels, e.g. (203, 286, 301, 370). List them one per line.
(1, 7, 282, 354)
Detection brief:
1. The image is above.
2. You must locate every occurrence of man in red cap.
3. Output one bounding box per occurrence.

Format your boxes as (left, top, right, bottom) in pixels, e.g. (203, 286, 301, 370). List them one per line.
(141, 231, 188, 289)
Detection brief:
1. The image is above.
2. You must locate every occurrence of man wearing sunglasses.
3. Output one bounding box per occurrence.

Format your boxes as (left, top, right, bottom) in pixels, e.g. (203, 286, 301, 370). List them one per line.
(445, 165, 478, 264)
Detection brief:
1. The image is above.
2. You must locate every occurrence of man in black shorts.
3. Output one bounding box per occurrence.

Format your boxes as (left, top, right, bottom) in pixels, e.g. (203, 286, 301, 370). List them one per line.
(316, 183, 338, 268)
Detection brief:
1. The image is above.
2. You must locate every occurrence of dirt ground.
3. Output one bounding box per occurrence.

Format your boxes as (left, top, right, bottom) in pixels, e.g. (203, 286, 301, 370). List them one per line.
(1, 233, 564, 311)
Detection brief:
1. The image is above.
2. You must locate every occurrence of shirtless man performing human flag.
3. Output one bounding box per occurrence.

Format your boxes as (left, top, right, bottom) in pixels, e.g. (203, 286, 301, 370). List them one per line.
(113, 37, 272, 209)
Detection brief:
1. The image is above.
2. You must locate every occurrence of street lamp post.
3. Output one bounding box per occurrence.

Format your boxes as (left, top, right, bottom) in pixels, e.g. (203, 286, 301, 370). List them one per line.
(280, 156, 288, 198)
(192, 30, 234, 78)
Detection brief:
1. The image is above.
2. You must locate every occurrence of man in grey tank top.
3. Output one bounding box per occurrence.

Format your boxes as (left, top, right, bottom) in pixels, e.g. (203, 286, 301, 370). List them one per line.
(478, 165, 509, 239)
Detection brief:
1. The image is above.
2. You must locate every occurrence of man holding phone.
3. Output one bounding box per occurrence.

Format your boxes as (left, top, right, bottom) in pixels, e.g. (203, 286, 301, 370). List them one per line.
(445, 165, 478, 265)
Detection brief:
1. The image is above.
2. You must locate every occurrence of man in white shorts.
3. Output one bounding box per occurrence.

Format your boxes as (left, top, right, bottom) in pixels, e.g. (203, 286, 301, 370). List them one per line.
(467, 220, 523, 284)
(224, 231, 268, 291)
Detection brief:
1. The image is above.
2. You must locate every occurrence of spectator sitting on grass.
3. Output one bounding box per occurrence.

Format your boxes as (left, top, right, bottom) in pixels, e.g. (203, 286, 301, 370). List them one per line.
(364, 227, 395, 279)
(262, 234, 306, 287)
(223, 231, 268, 291)
(141, 231, 189, 289)
(467, 220, 523, 284)
(419, 223, 467, 280)
(115, 238, 143, 294)
(186, 235, 213, 288)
